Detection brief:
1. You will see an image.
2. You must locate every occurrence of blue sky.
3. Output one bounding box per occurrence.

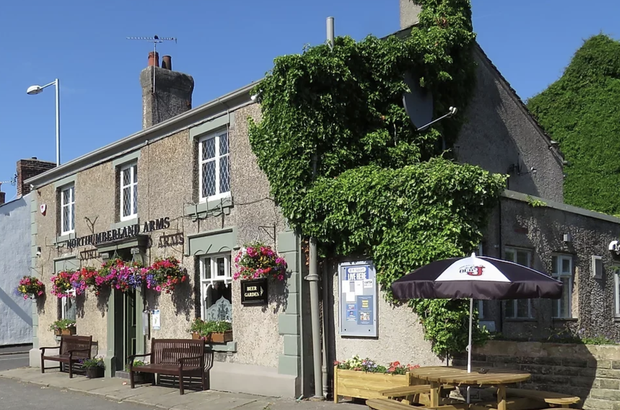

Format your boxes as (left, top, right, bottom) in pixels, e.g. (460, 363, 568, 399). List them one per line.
(1, 0, 618, 200)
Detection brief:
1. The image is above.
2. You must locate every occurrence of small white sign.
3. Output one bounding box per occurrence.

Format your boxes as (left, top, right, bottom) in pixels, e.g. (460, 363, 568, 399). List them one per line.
(152, 309, 161, 330)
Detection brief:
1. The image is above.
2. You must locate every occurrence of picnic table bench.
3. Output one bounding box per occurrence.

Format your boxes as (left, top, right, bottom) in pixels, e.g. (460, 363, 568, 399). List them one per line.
(40, 335, 93, 378)
(128, 338, 214, 395)
(505, 388, 581, 408)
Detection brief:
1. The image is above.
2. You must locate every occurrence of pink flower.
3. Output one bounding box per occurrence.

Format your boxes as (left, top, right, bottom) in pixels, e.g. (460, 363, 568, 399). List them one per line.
(155, 286, 161, 292)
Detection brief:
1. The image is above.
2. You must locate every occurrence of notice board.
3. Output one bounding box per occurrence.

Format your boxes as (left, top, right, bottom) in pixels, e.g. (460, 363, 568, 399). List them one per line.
(338, 260, 378, 337)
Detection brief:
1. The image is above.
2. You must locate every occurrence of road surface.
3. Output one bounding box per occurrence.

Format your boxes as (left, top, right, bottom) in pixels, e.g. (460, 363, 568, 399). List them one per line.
(0, 377, 156, 410)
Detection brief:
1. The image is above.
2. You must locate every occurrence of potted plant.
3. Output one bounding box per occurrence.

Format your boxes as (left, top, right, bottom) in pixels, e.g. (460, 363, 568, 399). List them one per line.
(16, 276, 45, 300)
(81, 356, 105, 378)
(49, 319, 76, 336)
(188, 319, 233, 343)
(333, 356, 420, 402)
(126, 359, 154, 384)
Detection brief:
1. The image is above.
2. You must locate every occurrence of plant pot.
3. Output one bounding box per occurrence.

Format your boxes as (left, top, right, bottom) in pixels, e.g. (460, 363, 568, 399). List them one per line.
(204, 330, 233, 344)
(333, 367, 410, 402)
(191, 332, 201, 340)
(54, 327, 76, 336)
(85, 367, 104, 379)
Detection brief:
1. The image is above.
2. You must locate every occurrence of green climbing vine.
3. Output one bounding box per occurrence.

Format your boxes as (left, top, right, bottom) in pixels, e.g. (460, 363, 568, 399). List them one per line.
(249, 0, 506, 358)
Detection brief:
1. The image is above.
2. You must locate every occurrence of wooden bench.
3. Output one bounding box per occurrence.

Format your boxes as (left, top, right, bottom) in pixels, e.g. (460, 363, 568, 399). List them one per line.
(40, 335, 93, 378)
(366, 398, 468, 410)
(128, 338, 213, 395)
(505, 388, 581, 408)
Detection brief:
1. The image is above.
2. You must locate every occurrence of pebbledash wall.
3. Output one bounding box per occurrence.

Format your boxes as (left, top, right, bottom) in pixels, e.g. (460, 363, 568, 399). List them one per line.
(26, 59, 308, 398)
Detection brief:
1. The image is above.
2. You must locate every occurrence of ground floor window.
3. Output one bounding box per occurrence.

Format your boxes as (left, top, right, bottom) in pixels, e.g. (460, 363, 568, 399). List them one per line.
(60, 290, 77, 320)
(200, 254, 233, 323)
(614, 265, 620, 318)
(504, 247, 533, 318)
(552, 254, 573, 318)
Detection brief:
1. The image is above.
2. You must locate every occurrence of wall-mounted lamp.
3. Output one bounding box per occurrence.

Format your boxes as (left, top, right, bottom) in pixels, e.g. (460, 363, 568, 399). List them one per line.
(36, 246, 41, 257)
(562, 233, 572, 243)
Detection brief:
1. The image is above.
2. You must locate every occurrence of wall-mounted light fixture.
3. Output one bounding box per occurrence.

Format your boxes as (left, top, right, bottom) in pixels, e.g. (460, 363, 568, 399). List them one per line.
(562, 233, 572, 243)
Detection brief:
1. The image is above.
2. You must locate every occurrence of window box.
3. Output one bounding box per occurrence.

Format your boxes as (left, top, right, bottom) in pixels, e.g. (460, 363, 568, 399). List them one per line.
(54, 327, 76, 336)
(191, 330, 233, 344)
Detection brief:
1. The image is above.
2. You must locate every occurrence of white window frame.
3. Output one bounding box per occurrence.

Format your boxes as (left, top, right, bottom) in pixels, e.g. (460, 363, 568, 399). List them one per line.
(120, 163, 138, 221)
(504, 247, 533, 319)
(551, 254, 573, 318)
(199, 254, 233, 321)
(60, 185, 75, 235)
(61, 289, 77, 320)
(199, 129, 230, 203)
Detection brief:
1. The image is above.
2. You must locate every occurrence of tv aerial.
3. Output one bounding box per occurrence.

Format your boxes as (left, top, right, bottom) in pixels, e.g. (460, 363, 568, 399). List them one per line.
(127, 35, 177, 93)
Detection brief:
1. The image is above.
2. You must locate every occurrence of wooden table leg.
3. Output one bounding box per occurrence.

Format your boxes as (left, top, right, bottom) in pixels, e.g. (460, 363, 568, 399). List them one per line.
(430, 381, 440, 407)
(497, 385, 506, 410)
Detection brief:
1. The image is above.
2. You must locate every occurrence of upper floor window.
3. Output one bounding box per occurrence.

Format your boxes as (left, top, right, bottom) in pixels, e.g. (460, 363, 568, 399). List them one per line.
(504, 247, 533, 319)
(552, 254, 573, 318)
(120, 163, 138, 221)
(60, 185, 75, 235)
(199, 130, 230, 202)
(614, 265, 620, 318)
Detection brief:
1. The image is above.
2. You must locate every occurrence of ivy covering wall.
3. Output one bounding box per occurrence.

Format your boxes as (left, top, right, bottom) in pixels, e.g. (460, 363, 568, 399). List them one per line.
(528, 34, 620, 215)
(249, 0, 506, 357)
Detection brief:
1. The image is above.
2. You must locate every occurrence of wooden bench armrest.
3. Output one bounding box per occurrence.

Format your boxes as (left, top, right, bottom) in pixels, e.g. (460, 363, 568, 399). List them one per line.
(128, 353, 152, 364)
(39, 346, 60, 353)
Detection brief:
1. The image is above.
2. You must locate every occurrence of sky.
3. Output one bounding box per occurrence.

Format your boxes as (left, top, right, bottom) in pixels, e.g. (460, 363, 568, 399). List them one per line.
(0, 0, 619, 200)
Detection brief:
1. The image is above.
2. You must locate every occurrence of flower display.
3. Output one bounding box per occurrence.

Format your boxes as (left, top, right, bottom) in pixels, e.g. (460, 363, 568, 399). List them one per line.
(334, 355, 420, 374)
(147, 257, 188, 293)
(51, 271, 74, 298)
(16, 276, 45, 299)
(233, 242, 287, 281)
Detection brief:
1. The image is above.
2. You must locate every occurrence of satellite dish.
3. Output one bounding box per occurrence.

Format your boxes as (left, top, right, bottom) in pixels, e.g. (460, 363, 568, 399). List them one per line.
(402, 71, 433, 129)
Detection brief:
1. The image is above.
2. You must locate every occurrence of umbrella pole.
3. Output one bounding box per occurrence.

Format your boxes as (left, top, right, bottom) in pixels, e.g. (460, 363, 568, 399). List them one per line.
(467, 298, 474, 404)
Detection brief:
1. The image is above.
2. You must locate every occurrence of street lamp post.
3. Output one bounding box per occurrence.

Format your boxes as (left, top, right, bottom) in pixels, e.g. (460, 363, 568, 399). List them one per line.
(26, 79, 60, 166)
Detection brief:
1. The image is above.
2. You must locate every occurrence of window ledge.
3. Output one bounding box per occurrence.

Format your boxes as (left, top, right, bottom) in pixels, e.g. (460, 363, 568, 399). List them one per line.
(552, 317, 578, 322)
(208, 341, 236, 352)
(55, 232, 75, 244)
(184, 196, 233, 218)
(614, 316, 620, 324)
(111, 218, 139, 230)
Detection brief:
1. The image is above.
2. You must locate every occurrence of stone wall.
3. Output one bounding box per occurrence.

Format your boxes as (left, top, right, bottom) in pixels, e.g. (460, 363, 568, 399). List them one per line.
(454, 340, 620, 410)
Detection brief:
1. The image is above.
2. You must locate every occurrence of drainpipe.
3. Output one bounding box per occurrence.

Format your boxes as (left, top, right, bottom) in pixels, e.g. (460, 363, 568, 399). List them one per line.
(321, 261, 330, 398)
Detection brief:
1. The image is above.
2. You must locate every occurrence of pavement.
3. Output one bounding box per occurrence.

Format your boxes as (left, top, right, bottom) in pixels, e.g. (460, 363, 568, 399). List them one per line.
(0, 366, 360, 410)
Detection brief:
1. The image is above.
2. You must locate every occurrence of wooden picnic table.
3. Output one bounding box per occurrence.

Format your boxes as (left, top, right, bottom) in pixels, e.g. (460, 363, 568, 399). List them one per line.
(407, 366, 531, 410)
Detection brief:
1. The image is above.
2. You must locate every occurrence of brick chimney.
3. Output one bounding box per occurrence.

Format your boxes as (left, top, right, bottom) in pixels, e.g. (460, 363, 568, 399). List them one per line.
(400, 0, 422, 29)
(0, 190, 5, 205)
(17, 157, 56, 196)
(140, 52, 194, 129)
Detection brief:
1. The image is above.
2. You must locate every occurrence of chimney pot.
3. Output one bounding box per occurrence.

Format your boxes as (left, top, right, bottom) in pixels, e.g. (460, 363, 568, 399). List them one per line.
(148, 51, 160, 67)
(162, 55, 172, 70)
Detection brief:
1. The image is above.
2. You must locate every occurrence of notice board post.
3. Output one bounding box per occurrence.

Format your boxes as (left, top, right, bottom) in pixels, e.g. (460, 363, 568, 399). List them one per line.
(338, 260, 377, 337)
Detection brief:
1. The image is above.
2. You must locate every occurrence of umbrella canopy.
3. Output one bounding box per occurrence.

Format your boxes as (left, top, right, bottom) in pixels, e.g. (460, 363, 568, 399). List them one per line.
(392, 253, 563, 301)
(390, 252, 563, 401)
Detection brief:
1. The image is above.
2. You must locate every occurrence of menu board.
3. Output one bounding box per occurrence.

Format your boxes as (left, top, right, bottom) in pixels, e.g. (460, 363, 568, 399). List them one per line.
(338, 261, 377, 337)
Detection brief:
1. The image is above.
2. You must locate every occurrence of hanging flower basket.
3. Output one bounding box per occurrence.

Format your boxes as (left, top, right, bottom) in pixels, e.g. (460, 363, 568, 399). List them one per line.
(16, 276, 45, 300)
(233, 242, 287, 281)
(145, 257, 188, 293)
(51, 271, 75, 298)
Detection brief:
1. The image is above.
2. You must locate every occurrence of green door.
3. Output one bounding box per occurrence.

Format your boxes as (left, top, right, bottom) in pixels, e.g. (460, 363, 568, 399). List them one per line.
(125, 290, 137, 364)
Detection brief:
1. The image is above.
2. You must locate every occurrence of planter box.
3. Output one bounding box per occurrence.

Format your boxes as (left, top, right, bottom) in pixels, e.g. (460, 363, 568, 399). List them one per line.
(86, 367, 104, 379)
(54, 327, 76, 336)
(191, 330, 233, 344)
(333, 367, 411, 403)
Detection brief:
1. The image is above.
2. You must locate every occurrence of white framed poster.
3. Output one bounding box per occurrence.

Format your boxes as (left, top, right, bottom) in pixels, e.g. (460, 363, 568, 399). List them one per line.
(338, 260, 378, 337)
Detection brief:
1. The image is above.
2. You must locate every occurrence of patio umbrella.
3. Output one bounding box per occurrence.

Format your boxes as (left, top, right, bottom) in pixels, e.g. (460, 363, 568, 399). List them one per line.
(391, 253, 562, 373)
